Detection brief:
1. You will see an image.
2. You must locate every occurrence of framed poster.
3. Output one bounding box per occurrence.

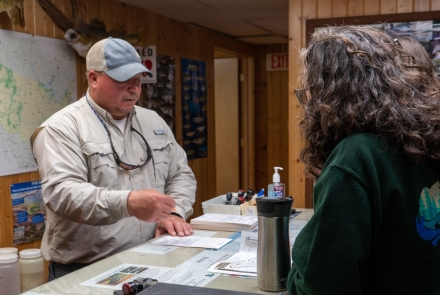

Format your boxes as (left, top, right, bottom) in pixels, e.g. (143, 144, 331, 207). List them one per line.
(10, 180, 46, 245)
(181, 58, 208, 160)
(141, 55, 176, 135)
(306, 11, 440, 71)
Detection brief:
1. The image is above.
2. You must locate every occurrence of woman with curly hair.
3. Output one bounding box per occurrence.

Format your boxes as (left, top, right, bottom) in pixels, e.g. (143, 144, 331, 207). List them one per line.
(287, 26, 440, 295)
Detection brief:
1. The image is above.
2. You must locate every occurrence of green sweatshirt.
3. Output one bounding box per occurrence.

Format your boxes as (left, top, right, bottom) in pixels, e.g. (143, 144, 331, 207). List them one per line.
(287, 133, 440, 295)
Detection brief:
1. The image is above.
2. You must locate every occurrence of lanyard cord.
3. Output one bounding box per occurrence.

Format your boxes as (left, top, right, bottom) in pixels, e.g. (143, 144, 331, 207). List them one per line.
(85, 97, 153, 170)
(86, 97, 113, 136)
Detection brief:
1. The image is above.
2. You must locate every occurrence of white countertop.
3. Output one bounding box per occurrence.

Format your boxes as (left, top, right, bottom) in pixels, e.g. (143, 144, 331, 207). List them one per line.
(22, 208, 313, 295)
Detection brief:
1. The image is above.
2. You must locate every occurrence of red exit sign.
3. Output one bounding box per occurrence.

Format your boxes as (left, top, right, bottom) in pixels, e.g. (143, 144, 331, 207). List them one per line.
(266, 53, 288, 71)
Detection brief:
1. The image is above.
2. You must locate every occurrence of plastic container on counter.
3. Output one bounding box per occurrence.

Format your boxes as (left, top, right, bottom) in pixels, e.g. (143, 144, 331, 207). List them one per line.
(19, 248, 45, 292)
(0, 247, 19, 255)
(0, 253, 20, 295)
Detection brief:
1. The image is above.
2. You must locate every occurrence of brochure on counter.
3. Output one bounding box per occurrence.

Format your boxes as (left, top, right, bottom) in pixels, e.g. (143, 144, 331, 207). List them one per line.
(79, 263, 219, 290)
(208, 231, 258, 277)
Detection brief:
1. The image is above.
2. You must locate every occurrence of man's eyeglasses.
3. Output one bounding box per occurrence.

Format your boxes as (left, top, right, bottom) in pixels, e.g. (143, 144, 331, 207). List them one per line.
(103, 123, 153, 170)
(86, 98, 152, 170)
(294, 88, 310, 105)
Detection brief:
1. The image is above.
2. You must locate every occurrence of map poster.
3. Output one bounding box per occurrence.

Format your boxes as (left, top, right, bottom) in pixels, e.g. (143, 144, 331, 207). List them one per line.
(10, 180, 46, 246)
(0, 29, 77, 177)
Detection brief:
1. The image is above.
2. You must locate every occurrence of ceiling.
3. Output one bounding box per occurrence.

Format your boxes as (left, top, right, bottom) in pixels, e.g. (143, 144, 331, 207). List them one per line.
(116, 0, 288, 45)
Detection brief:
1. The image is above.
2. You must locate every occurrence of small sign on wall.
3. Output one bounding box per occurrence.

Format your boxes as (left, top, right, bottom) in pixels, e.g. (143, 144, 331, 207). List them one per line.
(266, 53, 289, 71)
(135, 45, 157, 83)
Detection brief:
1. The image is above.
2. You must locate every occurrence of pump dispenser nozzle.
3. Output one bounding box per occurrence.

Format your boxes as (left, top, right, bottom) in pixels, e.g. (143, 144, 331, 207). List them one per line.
(273, 167, 283, 182)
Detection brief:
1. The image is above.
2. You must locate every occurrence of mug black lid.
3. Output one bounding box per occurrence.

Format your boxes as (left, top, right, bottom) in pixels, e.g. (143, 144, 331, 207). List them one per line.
(256, 196, 293, 217)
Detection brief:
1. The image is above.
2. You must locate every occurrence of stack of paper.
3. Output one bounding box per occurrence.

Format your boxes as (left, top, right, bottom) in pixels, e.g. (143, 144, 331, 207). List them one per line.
(190, 213, 258, 231)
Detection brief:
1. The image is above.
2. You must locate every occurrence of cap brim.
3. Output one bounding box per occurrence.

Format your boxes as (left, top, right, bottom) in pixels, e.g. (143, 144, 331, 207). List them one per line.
(105, 63, 153, 82)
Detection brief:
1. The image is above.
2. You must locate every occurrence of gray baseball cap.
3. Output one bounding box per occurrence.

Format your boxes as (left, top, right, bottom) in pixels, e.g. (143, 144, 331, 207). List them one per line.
(86, 37, 152, 82)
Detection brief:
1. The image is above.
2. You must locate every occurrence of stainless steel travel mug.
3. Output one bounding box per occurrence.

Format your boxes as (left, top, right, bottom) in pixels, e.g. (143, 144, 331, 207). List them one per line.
(256, 197, 293, 291)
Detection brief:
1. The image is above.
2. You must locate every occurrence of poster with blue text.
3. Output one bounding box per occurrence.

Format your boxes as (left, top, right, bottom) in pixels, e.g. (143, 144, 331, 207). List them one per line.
(11, 180, 46, 245)
(181, 58, 207, 160)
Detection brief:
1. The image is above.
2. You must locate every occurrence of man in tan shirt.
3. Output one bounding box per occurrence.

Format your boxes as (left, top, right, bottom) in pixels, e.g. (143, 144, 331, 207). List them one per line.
(30, 37, 196, 280)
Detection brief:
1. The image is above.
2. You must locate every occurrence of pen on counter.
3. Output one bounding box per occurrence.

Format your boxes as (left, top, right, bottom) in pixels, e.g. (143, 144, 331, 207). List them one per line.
(257, 188, 264, 197)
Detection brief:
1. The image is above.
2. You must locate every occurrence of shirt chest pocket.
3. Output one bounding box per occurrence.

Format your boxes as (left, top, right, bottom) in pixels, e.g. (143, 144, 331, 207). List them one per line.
(82, 142, 117, 188)
(148, 139, 173, 187)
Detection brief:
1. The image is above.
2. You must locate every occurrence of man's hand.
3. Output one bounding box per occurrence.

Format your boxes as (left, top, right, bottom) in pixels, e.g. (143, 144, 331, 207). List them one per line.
(155, 214, 194, 237)
(127, 189, 176, 222)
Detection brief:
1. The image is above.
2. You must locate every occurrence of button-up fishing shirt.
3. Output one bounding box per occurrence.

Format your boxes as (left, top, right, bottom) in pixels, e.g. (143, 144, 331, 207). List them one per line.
(30, 92, 196, 264)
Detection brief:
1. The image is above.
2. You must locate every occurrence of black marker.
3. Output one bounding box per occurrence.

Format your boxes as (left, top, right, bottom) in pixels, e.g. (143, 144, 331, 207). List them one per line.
(225, 192, 233, 205)
(236, 189, 245, 205)
(245, 189, 255, 202)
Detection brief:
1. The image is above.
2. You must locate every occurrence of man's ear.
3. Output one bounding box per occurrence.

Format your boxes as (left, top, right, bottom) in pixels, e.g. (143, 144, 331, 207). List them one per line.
(88, 70, 99, 87)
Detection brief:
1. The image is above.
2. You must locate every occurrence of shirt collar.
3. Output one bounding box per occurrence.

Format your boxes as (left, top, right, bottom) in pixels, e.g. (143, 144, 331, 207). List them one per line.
(85, 90, 136, 124)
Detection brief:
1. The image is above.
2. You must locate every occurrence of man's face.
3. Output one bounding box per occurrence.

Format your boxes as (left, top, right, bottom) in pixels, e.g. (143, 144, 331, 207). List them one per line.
(88, 71, 142, 120)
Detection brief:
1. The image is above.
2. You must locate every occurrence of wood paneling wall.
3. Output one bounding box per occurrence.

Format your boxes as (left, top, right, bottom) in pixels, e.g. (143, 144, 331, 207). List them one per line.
(0, 0, 258, 251)
(288, 0, 440, 208)
(254, 45, 289, 195)
(7, 0, 434, 254)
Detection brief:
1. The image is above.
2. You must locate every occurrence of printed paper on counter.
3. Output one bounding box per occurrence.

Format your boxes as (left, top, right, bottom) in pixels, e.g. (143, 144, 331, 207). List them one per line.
(207, 231, 258, 277)
(152, 236, 232, 249)
(79, 263, 220, 290)
(131, 230, 217, 254)
(208, 251, 257, 277)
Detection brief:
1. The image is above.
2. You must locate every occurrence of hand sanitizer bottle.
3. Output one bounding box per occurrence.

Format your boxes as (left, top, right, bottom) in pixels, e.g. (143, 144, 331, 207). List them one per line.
(268, 167, 285, 198)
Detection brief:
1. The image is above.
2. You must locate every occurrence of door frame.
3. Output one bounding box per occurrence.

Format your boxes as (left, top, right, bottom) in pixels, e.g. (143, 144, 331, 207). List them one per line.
(214, 47, 255, 192)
